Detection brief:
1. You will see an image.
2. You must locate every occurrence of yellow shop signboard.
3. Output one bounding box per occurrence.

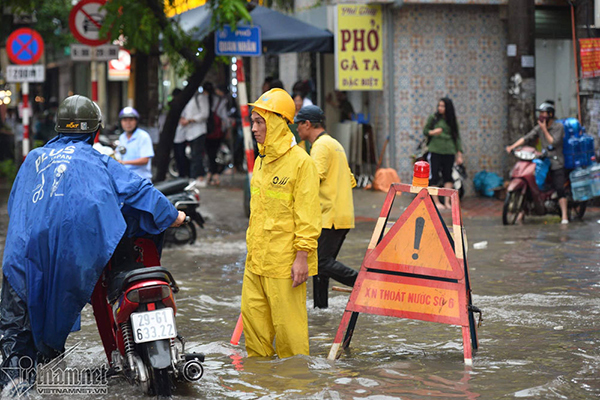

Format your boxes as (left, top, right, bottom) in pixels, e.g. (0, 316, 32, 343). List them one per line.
(335, 4, 383, 91)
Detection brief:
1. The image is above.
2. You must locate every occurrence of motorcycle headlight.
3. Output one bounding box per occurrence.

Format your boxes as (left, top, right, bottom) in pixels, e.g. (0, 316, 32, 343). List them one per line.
(514, 150, 536, 161)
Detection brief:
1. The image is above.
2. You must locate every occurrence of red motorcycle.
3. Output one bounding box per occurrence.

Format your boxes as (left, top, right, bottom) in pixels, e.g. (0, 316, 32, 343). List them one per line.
(91, 233, 204, 397)
(503, 146, 587, 225)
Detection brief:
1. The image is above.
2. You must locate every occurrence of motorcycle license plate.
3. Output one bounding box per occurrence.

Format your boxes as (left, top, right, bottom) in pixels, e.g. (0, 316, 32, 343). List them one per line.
(130, 308, 177, 344)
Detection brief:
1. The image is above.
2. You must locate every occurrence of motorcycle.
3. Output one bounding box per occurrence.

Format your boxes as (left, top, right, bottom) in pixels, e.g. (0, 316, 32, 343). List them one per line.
(94, 137, 205, 245)
(168, 144, 233, 179)
(91, 232, 205, 397)
(155, 179, 205, 245)
(503, 146, 587, 225)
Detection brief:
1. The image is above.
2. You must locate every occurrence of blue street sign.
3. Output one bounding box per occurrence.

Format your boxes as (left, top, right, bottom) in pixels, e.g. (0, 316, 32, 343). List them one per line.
(215, 25, 261, 57)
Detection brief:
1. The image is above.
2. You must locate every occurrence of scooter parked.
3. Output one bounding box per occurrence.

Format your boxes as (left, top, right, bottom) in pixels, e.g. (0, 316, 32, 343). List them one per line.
(503, 146, 587, 225)
(155, 179, 205, 245)
(91, 233, 204, 397)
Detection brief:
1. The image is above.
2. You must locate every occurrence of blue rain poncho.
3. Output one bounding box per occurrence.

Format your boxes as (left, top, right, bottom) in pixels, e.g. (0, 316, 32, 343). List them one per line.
(2, 135, 178, 356)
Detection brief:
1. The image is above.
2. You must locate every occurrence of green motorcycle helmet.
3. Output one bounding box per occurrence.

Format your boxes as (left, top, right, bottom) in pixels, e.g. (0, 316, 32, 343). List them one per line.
(55, 95, 103, 134)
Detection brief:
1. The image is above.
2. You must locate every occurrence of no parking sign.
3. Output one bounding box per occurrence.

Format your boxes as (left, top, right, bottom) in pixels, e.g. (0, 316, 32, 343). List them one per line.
(6, 28, 44, 65)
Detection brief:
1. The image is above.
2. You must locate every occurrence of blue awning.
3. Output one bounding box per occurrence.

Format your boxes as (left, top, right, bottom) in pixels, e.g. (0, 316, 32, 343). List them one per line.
(174, 5, 334, 54)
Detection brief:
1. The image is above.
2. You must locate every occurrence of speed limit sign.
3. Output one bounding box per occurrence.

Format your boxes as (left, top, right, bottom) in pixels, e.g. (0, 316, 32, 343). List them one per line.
(69, 0, 109, 46)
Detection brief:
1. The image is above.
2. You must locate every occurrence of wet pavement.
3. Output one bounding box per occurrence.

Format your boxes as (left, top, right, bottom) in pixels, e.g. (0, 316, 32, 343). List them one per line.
(0, 173, 599, 399)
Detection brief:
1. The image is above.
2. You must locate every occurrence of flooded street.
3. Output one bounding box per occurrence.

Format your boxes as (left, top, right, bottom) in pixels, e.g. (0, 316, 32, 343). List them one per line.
(1, 179, 599, 399)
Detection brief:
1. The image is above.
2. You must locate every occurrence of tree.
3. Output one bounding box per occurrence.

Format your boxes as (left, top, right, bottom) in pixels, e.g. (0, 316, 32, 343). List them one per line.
(1, 0, 73, 54)
(101, 0, 251, 182)
(2, 0, 251, 181)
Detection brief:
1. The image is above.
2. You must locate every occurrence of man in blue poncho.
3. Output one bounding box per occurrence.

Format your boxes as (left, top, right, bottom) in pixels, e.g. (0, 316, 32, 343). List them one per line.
(0, 95, 185, 388)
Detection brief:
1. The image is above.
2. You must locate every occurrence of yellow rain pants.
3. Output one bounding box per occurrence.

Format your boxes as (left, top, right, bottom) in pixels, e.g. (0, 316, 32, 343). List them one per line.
(241, 269, 309, 358)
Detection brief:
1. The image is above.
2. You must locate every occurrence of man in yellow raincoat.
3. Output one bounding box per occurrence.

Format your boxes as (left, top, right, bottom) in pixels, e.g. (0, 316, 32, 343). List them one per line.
(296, 105, 358, 309)
(242, 88, 321, 358)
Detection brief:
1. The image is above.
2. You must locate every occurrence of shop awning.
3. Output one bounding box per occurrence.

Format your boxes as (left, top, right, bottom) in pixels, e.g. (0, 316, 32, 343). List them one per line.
(174, 5, 334, 54)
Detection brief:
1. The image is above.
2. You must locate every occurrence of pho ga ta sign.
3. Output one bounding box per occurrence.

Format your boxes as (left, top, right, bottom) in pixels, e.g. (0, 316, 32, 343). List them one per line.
(335, 4, 383, 91)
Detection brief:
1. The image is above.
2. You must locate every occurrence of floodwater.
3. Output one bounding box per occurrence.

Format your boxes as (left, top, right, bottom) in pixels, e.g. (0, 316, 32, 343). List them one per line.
(1, 182, 599, 399)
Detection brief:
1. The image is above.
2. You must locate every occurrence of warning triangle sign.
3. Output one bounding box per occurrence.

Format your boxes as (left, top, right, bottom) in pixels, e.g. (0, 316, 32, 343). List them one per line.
(364, 190, 464, 280)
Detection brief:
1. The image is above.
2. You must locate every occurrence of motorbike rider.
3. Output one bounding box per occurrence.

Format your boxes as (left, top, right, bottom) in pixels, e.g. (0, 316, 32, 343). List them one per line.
(505, 101, 568, 224)
(118, 106, 154, 182)
(0, 95, 185, 390)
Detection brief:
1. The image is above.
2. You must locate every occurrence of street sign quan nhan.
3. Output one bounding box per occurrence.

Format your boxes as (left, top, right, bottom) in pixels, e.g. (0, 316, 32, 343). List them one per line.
(215, 25, 261, 57)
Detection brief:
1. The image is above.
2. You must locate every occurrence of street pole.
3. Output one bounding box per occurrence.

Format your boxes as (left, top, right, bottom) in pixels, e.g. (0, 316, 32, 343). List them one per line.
(230, 57, 255, 344)
(236, 58, 255, 180)
(91, 60, 98, 102)
(574, 0, 600, 133)
(507, 0, 536, 144)
(22, 81, 29, 158)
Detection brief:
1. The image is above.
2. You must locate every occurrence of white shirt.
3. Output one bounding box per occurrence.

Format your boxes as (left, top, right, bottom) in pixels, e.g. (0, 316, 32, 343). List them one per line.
(302, 97, 314, 108)
(174, 93, 210, 143)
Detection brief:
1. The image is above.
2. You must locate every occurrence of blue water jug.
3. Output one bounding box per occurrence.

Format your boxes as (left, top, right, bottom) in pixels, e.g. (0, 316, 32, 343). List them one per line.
(570, 168, 593, 201)
(582, 131, 595, 167)
(533, 158, 551, 190)
(564, 135, 574, 169)
(562, 118, 581, 140)
(589, 163, 600, 197)
(569, 135, 582, 168)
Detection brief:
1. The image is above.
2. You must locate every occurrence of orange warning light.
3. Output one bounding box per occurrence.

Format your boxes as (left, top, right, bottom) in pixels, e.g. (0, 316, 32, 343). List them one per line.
(412, 161, 429, 187)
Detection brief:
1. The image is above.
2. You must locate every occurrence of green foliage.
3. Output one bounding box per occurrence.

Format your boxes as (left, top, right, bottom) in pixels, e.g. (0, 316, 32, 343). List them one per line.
(0, 160, 18, 185)
(208, 0, 252, 30)
(100, 0, 251, 75)
(1, 0, 74, 55)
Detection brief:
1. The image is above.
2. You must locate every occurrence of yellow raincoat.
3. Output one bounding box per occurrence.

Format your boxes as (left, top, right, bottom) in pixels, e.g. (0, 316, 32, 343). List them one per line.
(310, 133, 356, 229)
(242, 108, 321, 358)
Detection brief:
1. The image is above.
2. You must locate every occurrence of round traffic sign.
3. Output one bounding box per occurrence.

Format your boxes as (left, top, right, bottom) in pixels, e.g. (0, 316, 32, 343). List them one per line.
(6, 28, 44, 65)
(69, 0, 109, 46)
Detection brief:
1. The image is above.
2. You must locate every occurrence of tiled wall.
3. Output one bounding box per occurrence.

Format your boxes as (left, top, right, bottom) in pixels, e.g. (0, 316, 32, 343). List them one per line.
(386, 4, 508, 188)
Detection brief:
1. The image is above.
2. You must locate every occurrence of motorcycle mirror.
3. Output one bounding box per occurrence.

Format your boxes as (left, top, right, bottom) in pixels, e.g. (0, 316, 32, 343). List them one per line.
(117, 145, 127, 154)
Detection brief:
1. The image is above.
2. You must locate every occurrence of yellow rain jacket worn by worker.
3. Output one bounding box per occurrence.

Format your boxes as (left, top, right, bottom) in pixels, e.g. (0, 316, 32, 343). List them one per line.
(242, 108, 321, 358)
(310, 133, 357, 229)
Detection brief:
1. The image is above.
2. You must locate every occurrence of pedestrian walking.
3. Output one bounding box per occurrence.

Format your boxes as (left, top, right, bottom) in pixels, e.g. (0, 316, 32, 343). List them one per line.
(423, 97, 464, 209)
(242, 88, 321, 358)
(296, 105, 358, 309)
(204, 83, 230, 186)
(174, 88, 210, 186)
(118, 107, 154, 182)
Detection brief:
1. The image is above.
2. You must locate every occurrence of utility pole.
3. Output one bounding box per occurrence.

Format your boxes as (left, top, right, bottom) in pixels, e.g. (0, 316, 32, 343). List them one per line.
(507, 0, 536, 144)
(575, 0, 599, 132)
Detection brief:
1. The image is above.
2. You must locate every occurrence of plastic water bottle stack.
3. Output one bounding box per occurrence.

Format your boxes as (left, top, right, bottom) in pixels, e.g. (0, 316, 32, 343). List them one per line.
(562, 119, 595, 169)
(561, 118, 598, 201)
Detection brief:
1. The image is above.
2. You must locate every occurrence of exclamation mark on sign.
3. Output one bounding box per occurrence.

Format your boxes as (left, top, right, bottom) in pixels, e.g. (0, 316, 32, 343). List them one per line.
(412, 217, 425, 260)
